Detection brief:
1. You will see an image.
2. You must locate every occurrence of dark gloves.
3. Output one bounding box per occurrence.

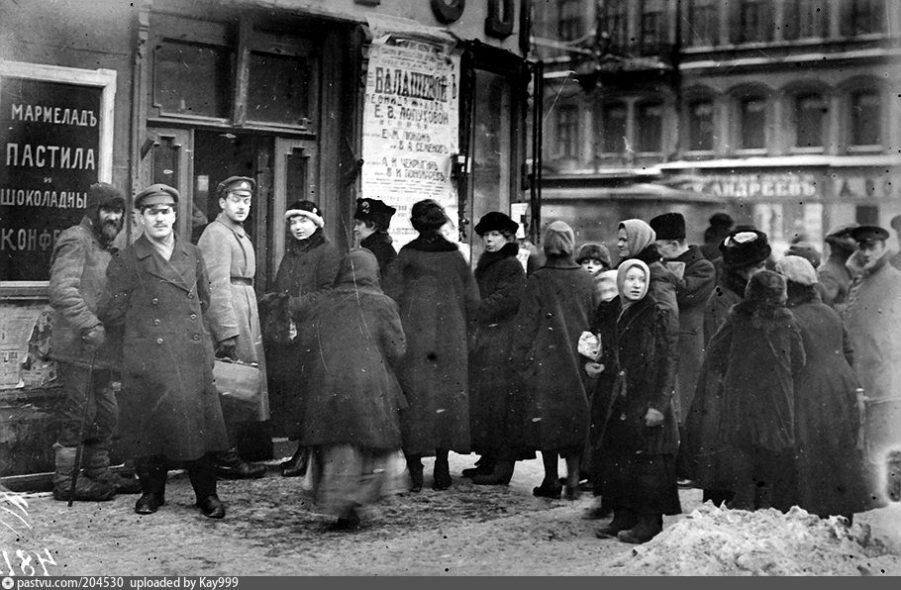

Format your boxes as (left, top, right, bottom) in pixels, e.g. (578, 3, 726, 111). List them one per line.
(81, 324, 106, 352)
(215, 336, 238, 360)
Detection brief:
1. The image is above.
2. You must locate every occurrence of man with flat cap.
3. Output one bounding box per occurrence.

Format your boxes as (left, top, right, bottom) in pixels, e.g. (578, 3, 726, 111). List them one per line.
(650, 212, 716, 484)
(843, 224, 901, 498)
(819, 224, 858, 311)
(197, 176, 268, 479)
(99, 184, 229, 518)
(353, 198, 398, 280)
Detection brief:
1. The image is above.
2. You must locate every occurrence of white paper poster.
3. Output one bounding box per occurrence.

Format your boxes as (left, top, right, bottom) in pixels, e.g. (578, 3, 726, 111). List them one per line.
(362, 37, 460, 249)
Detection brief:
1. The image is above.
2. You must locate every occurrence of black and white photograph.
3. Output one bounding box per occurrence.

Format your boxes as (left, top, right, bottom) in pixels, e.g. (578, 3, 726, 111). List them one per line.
(1, 0, 900, 578)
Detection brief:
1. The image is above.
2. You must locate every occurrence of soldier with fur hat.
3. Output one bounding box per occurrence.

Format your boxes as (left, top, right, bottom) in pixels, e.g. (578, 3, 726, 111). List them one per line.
(353, 198, 397, 280)
(47, 181, 140, 501)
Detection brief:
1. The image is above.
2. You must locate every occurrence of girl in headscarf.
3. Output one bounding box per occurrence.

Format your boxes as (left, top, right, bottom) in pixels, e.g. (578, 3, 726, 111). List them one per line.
(775, 255, 871, 521)
(383, 199, 480, 492)
(593, 259, 680, 544)
(295, 249, 407, 530)
(509, 221, 597, 499)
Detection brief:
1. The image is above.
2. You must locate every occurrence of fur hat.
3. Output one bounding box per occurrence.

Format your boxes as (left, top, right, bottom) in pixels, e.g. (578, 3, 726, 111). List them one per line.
(784, 241, 821, 269)
(745, 269, 787, 305)
(285, 200, 324, 227)
(543, 220, 575, 257)
(709, 212, 734, 229)
(410, 199, 448, 232)
(475, 211, 519, 237)
(776, 255, 818, 286)
(720, 229, 771, 270)
(354, 198, 396, 230)
(217, 176, 255, 199)
(650, 212, 686, 241)
(134, 184, 179, 209)
(87, 182, 125, 211)
(575, 242, 611, 267)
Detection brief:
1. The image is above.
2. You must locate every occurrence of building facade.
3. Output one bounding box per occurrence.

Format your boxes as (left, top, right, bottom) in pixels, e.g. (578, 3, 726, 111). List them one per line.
(0, 0, 536, 479)
(532, 0, 901, 254)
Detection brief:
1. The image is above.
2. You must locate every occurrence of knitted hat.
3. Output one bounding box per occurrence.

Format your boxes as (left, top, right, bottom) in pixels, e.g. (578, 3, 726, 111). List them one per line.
(543, 220, 575, 257)
(720, 229, 771, 270)
(86, 182, 125, 211)
(617, 258, 650, 302)
(784, 241, 821, 269)
(650, 212, 686, 241)
(575, 242, 612, 267)
(285, 200, 324, 228)
(744, 269, 786, 305)
(217, 176, 255, 198)
(134, 183, 179, 209)
(775, 255, 818, 286)
(354, 198, 396, 230)
(410, 199, 448, 232)
(475, 211, 519, 237)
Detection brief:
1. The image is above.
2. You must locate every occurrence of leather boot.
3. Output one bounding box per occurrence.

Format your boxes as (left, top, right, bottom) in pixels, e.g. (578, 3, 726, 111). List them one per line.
(462, 456, 494, 478)
(51, 443, 115, 502)
(84, 443, 142, 494)
(214, 447, 266, 479)
(134, 455, 167, 514)
(433, 449, 451, 490)
(617, 514, 663, 544)
(595, 508, 637, 538)
(280, 445, 308, 478)
(406, 454, 423, 492)
(472, 460, 514, 485)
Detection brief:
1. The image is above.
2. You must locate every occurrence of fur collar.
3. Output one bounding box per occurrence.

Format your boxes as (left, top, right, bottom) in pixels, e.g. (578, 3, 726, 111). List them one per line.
(476, 242, 519, 273)
(287, 228, 326, 254)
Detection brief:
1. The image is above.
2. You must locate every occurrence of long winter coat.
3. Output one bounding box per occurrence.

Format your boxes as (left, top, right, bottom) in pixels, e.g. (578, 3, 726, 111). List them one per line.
(842, 251, 901, 461)
(787, 287, 872, 517)
(383, 232, 480, 455)
(295, 250, 407, 450)
(48, 216, 122, 370)
(469, 242, 526, 456)
(98, 234, 229, 461)
(669, 245, 716, 423)
(509, 256, 596, 453)
(197, 213, 269, 421)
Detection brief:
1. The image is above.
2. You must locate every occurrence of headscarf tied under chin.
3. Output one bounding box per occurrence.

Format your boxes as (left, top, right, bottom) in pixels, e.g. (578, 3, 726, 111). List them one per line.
(618, 219, 657, 258)
(616, 258, 650, 313)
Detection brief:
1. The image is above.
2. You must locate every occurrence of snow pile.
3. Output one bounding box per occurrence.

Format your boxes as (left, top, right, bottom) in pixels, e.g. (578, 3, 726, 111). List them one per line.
(610, 502, 900, 576)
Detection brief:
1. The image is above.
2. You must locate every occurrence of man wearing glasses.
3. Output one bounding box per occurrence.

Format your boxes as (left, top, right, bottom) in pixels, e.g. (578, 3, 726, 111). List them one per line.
(197, 176, 269, 480)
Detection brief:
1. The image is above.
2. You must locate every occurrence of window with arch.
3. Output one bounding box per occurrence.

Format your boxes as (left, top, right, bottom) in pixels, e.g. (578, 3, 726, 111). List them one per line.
(636, 101, 663, 152)
(850, 89, 881, 146)
(556, 105, 579, 157)
(602, 102, 628, 153)
(687, 99, 715, 151)
(558, 0, 582, 42)
(794, 92, 827, 148)
(784, 0, 829, 40)
(739, 96, 767, 149)
(685, 0, 719, 47)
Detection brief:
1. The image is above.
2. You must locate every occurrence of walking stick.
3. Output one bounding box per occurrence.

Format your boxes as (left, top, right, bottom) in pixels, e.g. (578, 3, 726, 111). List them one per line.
(68, 352, 96, 508)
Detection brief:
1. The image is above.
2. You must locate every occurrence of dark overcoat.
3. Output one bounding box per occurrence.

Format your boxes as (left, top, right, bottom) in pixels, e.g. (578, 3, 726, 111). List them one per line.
(360, 231, 397, 281)
(296, 250, 407, 450)
(383, 233, 480, 455)
(469, 242, 526, 456)
(98, 234, 229, 461)
(818, 254, 853, 311)
(509, 256, 596, 453)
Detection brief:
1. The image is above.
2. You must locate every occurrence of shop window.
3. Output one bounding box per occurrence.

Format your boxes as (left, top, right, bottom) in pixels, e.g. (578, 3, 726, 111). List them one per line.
(739, 97, 767, 149)
(784, 0, 829, 40)
(850, 90, 881, 146)
(604, 0, 629, 54)
(247, 52, 313, 127)
(688, 99, 714, 151)
(558, 0, 581, 42)
(685, 0, 718, 47)
(602, 102, 627, 153)
(556, 105, 579, 158)
(636, 101, 663, 153)
(153, 39, 232, 119)
(640, 0, 665, 55)
(794, 93, 826, 148)
(738, 0, 774, 43)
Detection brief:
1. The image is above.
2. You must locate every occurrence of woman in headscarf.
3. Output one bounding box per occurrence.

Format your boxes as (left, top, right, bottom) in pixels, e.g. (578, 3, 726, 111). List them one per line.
(261, 200, 341, 477)
(383, 199, 480, 492)
(615, 218, 678, 311)
(295, 249, 407, 530)
(509, 221, 597, 499)
(592, 259, 680, 544)
(774, 255, 871, 521)
(465, 212, 529, 485)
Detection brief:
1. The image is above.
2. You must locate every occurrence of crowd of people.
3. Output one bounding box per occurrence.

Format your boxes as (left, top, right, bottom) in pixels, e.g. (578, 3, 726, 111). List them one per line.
(46, 179, 901, 542)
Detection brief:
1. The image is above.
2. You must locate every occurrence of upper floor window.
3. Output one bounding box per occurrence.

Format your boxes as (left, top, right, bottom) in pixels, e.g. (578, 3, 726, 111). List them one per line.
(687, 99, 714, 151)
(556, 105, 579, 157)
(739, 96, 767, 149)
(602, 102, 628, 153)
(636, 101, 663, 153)
(685, 0, 719, 47)
(850, 90, 881, 146)
(794, 93, 826, 148)
(603, 0, 629, 54)
(558, 0, 582, 42)
(849, 0, 886, 35)
(738, 0, 774, 43)
(784, 0, 829, 40)
(640, 0, 666, 55)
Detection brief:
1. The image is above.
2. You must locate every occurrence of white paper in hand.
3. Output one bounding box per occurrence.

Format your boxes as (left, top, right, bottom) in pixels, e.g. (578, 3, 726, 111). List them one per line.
(578, 331, 602, 361)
